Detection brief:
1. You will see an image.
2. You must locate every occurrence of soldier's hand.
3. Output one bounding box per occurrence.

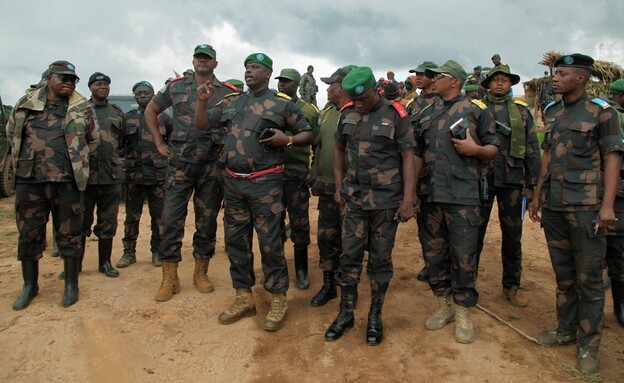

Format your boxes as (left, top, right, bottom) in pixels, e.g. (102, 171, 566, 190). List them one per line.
(451, 130, 479, 157)
(197, 82, 214, 102)
(528, 197, 541, 223)
(596, 206, 616, 229)
(299, 173, 314, 189)
(157, 142, 172, 159)
(522, 187, 535, 201)
(334, 190, 345, 206)
(259, 128, 288, 147)
(394, 201, 415, 223)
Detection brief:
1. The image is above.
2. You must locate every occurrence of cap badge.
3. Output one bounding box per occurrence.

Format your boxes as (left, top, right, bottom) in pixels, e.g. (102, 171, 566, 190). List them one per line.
(67, 64, 75, 71)
(256, 54, 264, 61)
(563, 56, 574, 65)
(355, 85, 364, 94)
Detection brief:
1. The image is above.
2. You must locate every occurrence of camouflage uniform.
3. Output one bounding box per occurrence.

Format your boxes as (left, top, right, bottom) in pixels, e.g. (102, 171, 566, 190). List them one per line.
(465, 73, 486, 99)
(540, 93, 623, 348)
(407, 92, 440, 118)
(606, 101, 624, 285)
(414, 95, 498, 307)
(476, 98, 541, 290)
(207, 88, 311, 293)
(336, 98, 415, 298)
(300, 72, 317, 105)
(151, 73, 231, 262)
(122, 109, 173, 254)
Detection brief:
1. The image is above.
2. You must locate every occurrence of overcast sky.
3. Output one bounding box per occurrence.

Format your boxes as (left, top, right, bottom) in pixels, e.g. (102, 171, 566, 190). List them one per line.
(1, 0, 623, 107)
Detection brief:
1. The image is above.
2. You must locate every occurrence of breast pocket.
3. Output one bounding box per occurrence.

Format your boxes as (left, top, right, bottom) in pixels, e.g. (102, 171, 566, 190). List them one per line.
(567, 122, 594, 149)
(504, 156, 525, 185)
(562, 169, 600, 205)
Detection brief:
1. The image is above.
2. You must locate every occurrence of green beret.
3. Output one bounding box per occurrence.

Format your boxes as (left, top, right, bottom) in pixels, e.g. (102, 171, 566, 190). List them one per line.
(225, 79, 244, 88)
(473, 65, 482, 71)
(341, 66, 376, 97)
(610, 79, 624, 93)
(481, 66, 520, 88)
(132, 81, 153, 93)
(409, 61, 438, 74)
(491, 53, 501, 60)
(194, 44, 216, 58)
(275, 68, 301, 82)
(244, 53, 273, 70)
(554, 53, 594, 70)
(463, 84, 478, 92)
(425, 60, 467, 85)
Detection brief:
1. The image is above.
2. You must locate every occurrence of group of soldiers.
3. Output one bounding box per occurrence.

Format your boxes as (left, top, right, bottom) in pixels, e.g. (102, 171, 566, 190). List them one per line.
(6, 45, 624, 374)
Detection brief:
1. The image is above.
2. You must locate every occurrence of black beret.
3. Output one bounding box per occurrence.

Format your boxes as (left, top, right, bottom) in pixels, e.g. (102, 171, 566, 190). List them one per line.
(554, 53, 594, 70)
(88, 72, 111, 87)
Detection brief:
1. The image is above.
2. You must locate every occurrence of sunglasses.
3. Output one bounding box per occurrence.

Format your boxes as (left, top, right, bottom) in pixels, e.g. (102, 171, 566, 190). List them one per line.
(434, 73, 454, 80)
(56, 74, 79, 84)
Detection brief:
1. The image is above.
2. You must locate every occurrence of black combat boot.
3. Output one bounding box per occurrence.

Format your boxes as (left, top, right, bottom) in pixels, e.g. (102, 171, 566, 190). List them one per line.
(325, 285, 357, 341)
(98, 238, 119, 278)
(367, 295, 384, 346)
(416, 265, 429, 282)
(13, 260, 39, 310)
(61, 257, 80, 307)
(294, 245, 309, 290)
(58, 235, 86, 280)
(311, 271, 337, 307)
(611, 280, 624, 327)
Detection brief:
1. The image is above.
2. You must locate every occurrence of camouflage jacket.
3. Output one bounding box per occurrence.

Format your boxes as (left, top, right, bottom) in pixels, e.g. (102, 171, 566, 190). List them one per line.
(312, 104, 342, 194)
(299, 72, 317, 100)
(336, 97, 415, 210)
(414, 95, 498, 205)
(284, 98, 319, 170)
(208, 88, 311, 174)
(124, 108, 173, 184)
(6, 85, 99, 191)
(541, 93, 623, 211)
(89, 101, 125, 184)
(482, 98, 541, 188)
(407, 92, 440, 121)
(465, 74, 486, 98)
(152, 73, 231, 164)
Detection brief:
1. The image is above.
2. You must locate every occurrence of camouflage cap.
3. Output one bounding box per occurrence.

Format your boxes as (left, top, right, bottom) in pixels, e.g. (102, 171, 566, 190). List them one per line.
(194, 44, 216, 58)
(341, 66, 375, 97)
(48, 60, 79, 79)
(88, 72, 111, 87)
(132, 81, 153, 93)
(554, 53, 594, 70)
(610, 79, 624, 93)
(320, 67, 352, 85)
(463, 84, 479, 92)
(425, 60, 467, 84)
(409, 61, 438, 74)
(275, 68, 301, 82)
(480, 65, 520, 88)
(225, 79, 244, 88)
(244, 53, 273, 70)
(491, 53, 501, 60)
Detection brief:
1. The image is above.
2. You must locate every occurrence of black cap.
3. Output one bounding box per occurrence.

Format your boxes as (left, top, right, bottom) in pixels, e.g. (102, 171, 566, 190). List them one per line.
(554, 53, 594, 70)
(88, 72, 111, 87)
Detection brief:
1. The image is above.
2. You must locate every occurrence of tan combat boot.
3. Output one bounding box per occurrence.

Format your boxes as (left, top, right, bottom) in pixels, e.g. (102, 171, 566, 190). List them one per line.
(455, 305, 474, 344)
(264, 293, 288, 331)
(154, 262, 181, 302)
(218, 288, 256, 324)
(425, 295, 455, 330)
(502, 287, 528, 307)
(193, 258, 214, 293)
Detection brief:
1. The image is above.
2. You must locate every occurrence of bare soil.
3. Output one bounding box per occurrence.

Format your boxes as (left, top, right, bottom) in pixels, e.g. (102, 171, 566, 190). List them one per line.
(0, 195, 623, 383)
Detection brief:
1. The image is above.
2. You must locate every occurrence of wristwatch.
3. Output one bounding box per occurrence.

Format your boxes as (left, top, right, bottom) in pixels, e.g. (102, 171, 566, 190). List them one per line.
(286, 136, 294, 147)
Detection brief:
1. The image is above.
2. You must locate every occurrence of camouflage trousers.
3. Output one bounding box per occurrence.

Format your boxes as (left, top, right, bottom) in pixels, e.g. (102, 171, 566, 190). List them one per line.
(338, 202, 399, 298)
(83, 183, 121, 239)
(15, 182, 83, 261)
(281, 169, 311, 247)
(477, 185, 524, 289)
(159, 159, 223, 262)
(420, 202, 481, 307)
(122, 182, 164, 254)
(317, 193, 342, 272)
(223, 172, 288, 293)
(541, 208, 606, 348)
(606, 198, 624, 282)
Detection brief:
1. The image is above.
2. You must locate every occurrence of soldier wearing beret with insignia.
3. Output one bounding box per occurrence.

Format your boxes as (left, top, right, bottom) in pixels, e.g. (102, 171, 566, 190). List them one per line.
(528, 53, 623, 373)
(146, 44, 233, 302)
(465, 66, 486, 99)
(477, 66, 541, 308)
(195, 52, 313, 332)
(414, 60, 499, 344)
(462, 84, 479, 100)
(324, 66, 415, 346)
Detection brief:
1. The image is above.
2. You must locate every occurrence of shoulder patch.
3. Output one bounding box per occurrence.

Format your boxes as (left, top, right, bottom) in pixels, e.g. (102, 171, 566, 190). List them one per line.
(471, 99, 488, 110)
(276, 92, 292, 101)
(514, 99, 528, 107)
(591, 98, 611, 110)
(543, 100, 558, 113)
(340, 101, 354, 113)
(392, 101, 408, 118)
(223, 82, 239, 92)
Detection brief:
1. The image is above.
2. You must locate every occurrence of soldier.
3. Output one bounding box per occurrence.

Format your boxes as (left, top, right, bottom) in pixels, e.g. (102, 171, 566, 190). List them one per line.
(465, 66, 486, 99)
(275, 68, 320, 289)
(80, 72, 125, 278)
(491, 54, 510, 71)
(463, 84, 479, 100)
(324, 66, 415, 346)
(477, 66, 541, 307)
(528, 53, 623, 373)
(116, 81, 173, 269)
(537, 72, 555, 116)
(8, 60, 99, 309)
(195, 52, 313, 331)
(414, 60, 498, 344)
(300, 65, 318, 106)
(310, 66, 353, 307)
(145, 44, 234, 302)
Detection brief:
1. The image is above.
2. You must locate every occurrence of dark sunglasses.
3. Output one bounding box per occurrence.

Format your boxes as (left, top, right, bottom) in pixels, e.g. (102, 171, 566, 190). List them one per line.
(56, 74, 79, 84)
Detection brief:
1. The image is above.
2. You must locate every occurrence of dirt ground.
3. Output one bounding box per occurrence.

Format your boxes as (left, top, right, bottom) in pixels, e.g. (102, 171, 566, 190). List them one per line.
(0, 195, 623, 383)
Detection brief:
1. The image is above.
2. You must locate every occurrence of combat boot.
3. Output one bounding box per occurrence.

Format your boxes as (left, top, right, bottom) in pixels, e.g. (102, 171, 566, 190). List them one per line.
(98, 238, 119, 278)
(455, 305, 474, 344)
(13, 260, 39, 310)
(366, 295, 384, 346)
(577, 346, 600, 373)
(264, 293, 288, 331)
(58, 235, 85, 280)
(151, 252, 162, 267)
(611, 280, 624, 327)
(218, 288, 256, 324)
(536, 326, 578, 346)
(294, 246, 310, 290)
(425, 295, 455, 330)
(502, 287, 528, 307)
(154, 262, 181, 302)
(116, 249, 136, 268)
(325, 286, 357, 341)
(193, 258, 214, 293)
(61, 257, 80, 307)
(416, 266, 429, 282)
(310, 271, 337, 307)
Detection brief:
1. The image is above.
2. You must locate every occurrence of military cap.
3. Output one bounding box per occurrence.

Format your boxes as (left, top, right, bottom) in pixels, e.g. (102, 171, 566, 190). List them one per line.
(425, 60, 467, 85)
(225, 79, 244, 88)
(491, 53, 501, 60)
(554, 53, 594, 70)
(132, 81, 153, 93)
(610, 79, 624, 93)
(342, 66, 376, 97)
(48, 60, 79, 79)
(342, 64, 359, 71)
(463, 84, 479, 92)
(194, 44, 216, 58)
(383, 82, 400, 99)
(409, 61, 438, 74)
(244, 53, 273, 70)
(321, 67, 352, 85)
(88, 72, 111, 87)
(480, 65, 520, 88)
(473, 65, 482, 71)
(275, 68, 301, 83)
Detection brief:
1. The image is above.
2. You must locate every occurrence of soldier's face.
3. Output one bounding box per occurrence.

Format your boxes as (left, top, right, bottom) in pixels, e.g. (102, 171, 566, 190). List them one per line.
(47, 73, 77, 99)
(431, 73, 455, 97)
(327, 82, 342, 105)
(244, 63, 271, 90)
(90, 80, 110, 101)
(492, 58, 501, 66)
(134, 86, 154, 108)
(611, 92, 624, 108)
(488, 74, 512, 97)
(552, 67, 583, 95)
(414, 72, 431, 89)
(350, 87, 379, 114)
(193, 54, 218, 75)
(277, 78, 299, 98)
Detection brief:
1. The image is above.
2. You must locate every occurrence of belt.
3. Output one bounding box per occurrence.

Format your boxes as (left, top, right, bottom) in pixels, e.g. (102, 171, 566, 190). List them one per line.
(225, 164, 284, 179)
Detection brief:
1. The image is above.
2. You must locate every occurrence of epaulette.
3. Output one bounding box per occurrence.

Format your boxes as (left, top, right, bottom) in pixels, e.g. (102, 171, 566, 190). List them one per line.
(471, 99, 488, 110)
(276, 92, 292, 100)
(169, 76, 185, 84)
(309, 103, 320, 113)
(590, 98, 611, 110)
(340, 101, 354, 112)
(223, 82, 239, 92)
(392, 101, 408, 118)
(514, 99, 528, 107)
(224, 92, 241, 98)
(543, 100, 558, 113)
(405, 98, 414, 108)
